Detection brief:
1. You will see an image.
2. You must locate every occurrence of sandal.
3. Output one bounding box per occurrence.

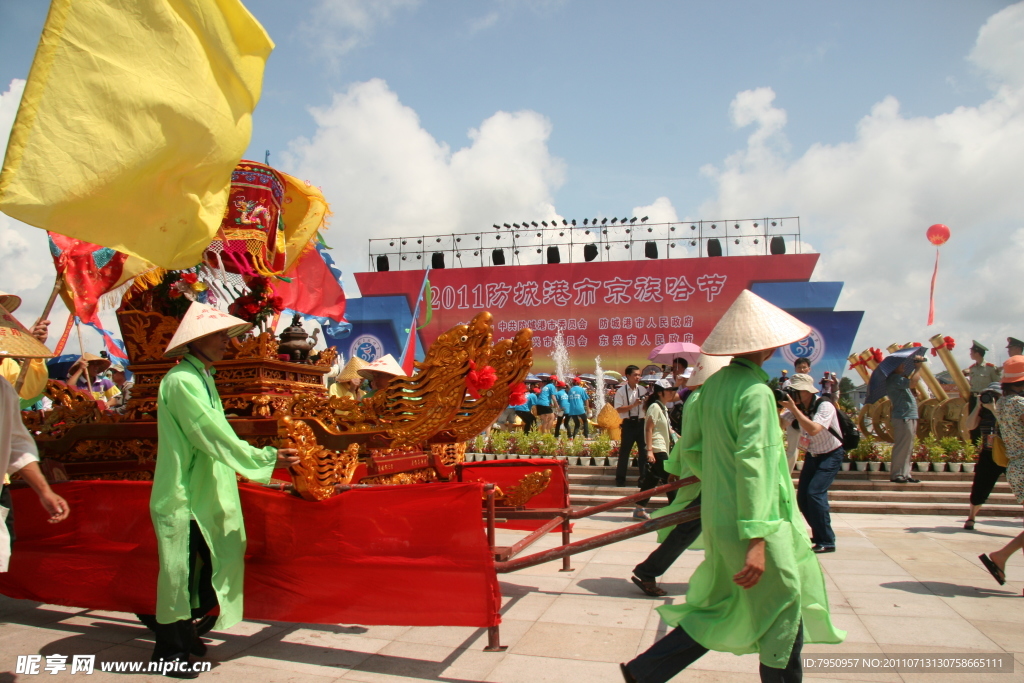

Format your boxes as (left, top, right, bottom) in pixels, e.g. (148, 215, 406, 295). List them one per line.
(631, 575, 667, 597)
(964, 519, 975, 530)
(978, 554, 1006, 586)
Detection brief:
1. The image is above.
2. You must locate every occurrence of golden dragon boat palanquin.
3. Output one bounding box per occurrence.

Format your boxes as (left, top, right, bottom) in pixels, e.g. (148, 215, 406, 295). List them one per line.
(22, 309, 533, 500)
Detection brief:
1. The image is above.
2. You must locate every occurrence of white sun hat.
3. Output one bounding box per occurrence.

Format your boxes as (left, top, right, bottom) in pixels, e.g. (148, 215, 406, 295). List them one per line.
(700, 290, 811, 356)
(357, 354, 405, 379)
(0, 305, 52, 359)
(0, 291, 22, 313)
(686, 353, 732, 387)
(164, 302, 252, 358)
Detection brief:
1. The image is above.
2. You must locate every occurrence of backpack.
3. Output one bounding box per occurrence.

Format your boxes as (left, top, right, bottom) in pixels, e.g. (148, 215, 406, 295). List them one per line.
(813, 398, 860, 451)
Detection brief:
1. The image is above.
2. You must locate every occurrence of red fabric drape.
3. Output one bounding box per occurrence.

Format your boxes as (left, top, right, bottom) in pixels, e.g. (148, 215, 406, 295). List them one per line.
(0, 481, 500, 627)
(458, 458, 570, 531)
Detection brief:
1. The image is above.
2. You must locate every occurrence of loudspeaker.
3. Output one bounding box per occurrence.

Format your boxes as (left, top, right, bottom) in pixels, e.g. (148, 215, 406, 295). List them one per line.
(583, 243, 598, 262)
(706, 238, 722, 257)
(492, 248, 505, 265)
(376, 255, 390, 272)
(770, 236, 786, 255)
(546, 246, 561, 264)
(644, 241, 658, 259)
(431, 252, 446, 269)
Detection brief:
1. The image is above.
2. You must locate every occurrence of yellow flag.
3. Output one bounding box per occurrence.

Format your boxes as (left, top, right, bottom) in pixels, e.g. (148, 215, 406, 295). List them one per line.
(0, 0, 274, 270)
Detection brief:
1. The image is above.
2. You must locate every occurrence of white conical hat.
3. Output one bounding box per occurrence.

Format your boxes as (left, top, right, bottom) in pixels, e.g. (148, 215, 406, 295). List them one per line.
(357, 354, 405, 379)
(164, 302, 252, 358)
(700, 290, 811, 356)
(0, 290, 22, 313)
(0, 304, 52, 359)
(686, 353, 732, 387)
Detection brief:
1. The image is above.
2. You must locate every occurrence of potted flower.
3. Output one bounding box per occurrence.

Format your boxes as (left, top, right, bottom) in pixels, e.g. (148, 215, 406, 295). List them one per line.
(940, 437, 965, 472)
(794, 451, 804, 471)
(876, 443, 891, 471)
(962, 439, 979, 473)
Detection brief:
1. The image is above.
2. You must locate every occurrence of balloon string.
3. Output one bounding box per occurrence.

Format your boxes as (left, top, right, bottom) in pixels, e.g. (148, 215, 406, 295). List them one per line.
(927, 248, 939, 326)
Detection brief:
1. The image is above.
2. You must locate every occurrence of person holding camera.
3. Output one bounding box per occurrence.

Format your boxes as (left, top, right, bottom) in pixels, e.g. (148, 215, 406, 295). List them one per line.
(964, 382, 1004, 530)
(614, 365, 649, 488)
(780, 374, 844, 554)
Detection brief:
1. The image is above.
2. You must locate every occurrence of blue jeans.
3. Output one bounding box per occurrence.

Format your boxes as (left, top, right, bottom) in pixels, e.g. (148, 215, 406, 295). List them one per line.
(796, 446, 844, 548)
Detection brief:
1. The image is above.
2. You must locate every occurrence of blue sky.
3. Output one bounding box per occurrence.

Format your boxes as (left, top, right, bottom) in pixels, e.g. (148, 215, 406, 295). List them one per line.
(1, 0, 1022, 366)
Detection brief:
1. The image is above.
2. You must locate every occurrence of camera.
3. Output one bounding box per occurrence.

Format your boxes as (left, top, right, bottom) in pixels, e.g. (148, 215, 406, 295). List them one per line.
(979, 389, 1000, 406)
(772, 386, 799, 407)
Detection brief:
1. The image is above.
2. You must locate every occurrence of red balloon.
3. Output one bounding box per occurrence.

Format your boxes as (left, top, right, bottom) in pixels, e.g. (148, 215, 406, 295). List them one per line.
(927, 223, 950, 246)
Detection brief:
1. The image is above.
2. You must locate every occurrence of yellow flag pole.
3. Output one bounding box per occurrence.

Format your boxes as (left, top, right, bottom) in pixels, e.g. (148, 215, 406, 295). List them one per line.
(13, 272, 64, 394)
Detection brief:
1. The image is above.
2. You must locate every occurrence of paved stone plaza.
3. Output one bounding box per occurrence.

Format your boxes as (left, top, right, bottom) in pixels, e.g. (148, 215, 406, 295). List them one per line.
(1, 511, 1022, 682)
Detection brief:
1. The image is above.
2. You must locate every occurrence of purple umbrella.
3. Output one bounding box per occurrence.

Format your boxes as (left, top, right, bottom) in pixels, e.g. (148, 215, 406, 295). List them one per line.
(648, 342, 701, 365)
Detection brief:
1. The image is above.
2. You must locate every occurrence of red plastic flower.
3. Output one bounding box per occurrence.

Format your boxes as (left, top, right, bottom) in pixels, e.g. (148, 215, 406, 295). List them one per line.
(465, 360, 497, 399)
(509, 382, 527, 406)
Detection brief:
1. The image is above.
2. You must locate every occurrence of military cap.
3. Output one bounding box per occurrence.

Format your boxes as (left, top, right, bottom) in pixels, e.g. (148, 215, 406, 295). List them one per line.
(970, 340, 988, 353)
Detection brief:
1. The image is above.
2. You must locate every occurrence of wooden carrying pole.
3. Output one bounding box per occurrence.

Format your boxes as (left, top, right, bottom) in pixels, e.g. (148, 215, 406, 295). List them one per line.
(13, 273, 64, 394)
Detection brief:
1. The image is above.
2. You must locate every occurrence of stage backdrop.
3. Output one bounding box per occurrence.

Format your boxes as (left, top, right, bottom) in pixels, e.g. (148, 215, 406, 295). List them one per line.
(355, 254, 863, 375)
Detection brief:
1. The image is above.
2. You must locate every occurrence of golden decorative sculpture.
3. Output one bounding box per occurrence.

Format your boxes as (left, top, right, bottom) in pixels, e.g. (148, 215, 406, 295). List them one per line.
(496, 469, 552, 507)
(283, 416, 360, 501)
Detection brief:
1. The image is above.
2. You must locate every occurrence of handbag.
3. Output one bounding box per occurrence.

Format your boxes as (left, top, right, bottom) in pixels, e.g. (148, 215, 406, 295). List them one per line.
(992, 435, 1009, 468)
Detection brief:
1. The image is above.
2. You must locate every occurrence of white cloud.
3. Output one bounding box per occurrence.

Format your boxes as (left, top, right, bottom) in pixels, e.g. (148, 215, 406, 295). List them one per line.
(699, 2, 1024, 366)
(299, 0, 419, 65)
(468, 11, 500, 34)
(281, 78, 565, 284)
(631, 197, 678, 225)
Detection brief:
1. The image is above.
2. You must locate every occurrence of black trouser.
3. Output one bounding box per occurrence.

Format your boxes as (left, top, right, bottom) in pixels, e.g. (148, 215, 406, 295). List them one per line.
(514, 410, 536, 434)
(565, 414, 586, 439)
(616, 418, 647, 486)
(554, 413, 566, 437)
(1, 485, 14, 545)
(637, 452, 671, 507)
(144, 521, 217, 659)
(633, 494, 702, 581)
(626, 620, 804, 683)
(970, 446, 1006, 506)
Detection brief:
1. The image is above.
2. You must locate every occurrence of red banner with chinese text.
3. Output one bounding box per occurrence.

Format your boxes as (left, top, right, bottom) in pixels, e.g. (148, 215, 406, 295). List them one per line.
(355, 254, 819, 373)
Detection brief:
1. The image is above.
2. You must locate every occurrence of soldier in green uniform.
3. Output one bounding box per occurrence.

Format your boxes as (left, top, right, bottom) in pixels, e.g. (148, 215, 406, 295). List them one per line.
(148, 303, 298, 677)
(1008, 337, 1024, 359)
(966, 341, 1001, 397)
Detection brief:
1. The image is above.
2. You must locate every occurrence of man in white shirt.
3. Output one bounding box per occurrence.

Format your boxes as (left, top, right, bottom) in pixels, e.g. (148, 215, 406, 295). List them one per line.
(779, 374, 843, 554)
(613, 365, 648, 487)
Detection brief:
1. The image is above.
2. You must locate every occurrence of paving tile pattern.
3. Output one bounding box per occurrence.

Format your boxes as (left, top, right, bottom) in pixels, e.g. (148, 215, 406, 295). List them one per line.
(1, 511, 1021, 682)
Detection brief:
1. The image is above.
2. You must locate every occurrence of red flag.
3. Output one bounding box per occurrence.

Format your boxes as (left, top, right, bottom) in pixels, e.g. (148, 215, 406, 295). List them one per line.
(401, 325, 416, 376)
(273, 245, 346, 323)
(48, 233, 128, 324)
(926, 249, 939, 326)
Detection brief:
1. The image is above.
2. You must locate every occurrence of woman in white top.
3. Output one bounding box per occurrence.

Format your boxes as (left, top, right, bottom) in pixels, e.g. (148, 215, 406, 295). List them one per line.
(634, 379, 679, 520)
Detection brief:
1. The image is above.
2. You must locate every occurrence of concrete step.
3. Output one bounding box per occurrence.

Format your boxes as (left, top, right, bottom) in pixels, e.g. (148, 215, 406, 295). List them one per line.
(566, 491, 1023, 517)
(566, 475, 1013, 495)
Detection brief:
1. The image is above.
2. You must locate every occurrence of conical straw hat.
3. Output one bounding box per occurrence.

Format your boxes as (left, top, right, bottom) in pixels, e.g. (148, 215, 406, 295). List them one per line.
(0, 290, 22, 313)
(357, 354, 405, 379)
(165, 302, 252, 358)
(81, 352, 111, 373)
(0, 305, 52, 359)
(700, 290, 811, 356)
(337, 356, 370, 381)
(686, 353, 732, 387)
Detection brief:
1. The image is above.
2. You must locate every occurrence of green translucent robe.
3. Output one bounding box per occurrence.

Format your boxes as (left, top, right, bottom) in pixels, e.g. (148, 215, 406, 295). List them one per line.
(151, 355, 276, 628)
(656, 358, 845, 668)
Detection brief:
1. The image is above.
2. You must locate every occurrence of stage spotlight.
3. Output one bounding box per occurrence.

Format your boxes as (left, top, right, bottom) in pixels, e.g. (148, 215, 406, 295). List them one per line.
(571, 219, 576, 226)
(621, 218, 628, 223)
(513, 223, 520, 228)
(495, 235, 501, 240)
(641, 216, 648, 222)
(605, 245, 610, 250)
(602, 229, 607, 234)
(547, 246, 561, 264)
(431, 253, 445, 268)
(542, 221, 548, 227)
(647, 227, 652, 232)
(611, 218, 618, 224)
(474, 250, 479, 256)
(416, 254, 422, 259)
(532, 221, 538, 227)
(376, 255, 390, 272)
(559, 231, 564, 237)
(735, 224, 740, 229)
(734, 239, 740, 244)
(690, 240, 697, 246)
(753, 222, 759, 227)
(625, 229, 630, 234)
(562, 219, 568, 225)
(416, 239, 422, 244)
(389, 241, 394, 246)
(583, 219, 589, 225)
(707, 238, 722, 257)
(456, 237, 461, 242)
(475, 236, 480, 240)
(536, 248, 542, 253)
(402, 240, 407, 245)
(493, 224, 500, 229)
(492, 249, 506, 265)
(504, 223, 511, 228)
(690, 225, 696, 230)
(770, 236, 786, 255)
(711, 224, 716, 229)
(436, 237, 441, 242)
(592, 218, 597, 224)
(601, 218, 608, 225)
(584, 229, 590, 235)
(402, 256, 407, 261)
(630, 217, 637, 224)
(645, 241, 658, 259)
(583, 243, 598, 261)
(772, 221, 777, 226)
